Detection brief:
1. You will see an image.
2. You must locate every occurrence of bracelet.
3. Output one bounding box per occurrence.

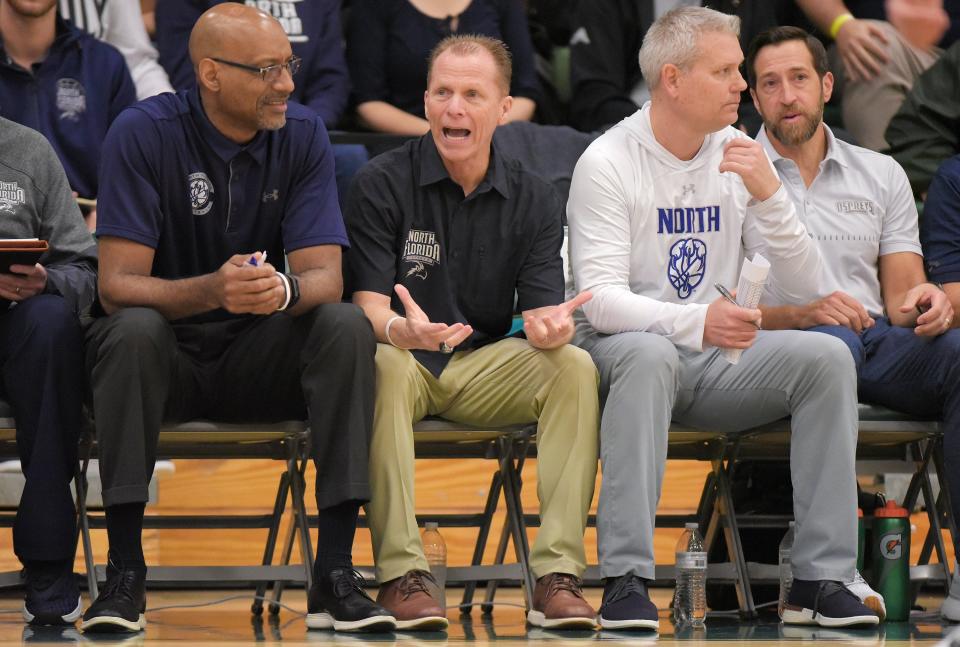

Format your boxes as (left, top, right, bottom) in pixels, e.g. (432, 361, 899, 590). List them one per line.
(276, 272, 292, 311)
(384, 315, 404, 347)
(829, 12, 854, 39)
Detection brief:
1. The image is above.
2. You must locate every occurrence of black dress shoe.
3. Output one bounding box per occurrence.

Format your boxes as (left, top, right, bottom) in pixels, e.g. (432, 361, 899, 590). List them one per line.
(306, 567, 396, 632)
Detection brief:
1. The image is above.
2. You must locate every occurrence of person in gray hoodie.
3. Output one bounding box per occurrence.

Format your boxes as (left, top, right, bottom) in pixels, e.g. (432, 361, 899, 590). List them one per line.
(0, 115, 97, 627)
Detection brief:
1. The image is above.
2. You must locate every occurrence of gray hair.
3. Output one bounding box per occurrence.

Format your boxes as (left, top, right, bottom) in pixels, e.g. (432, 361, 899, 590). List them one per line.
(639, 6, 740, 91)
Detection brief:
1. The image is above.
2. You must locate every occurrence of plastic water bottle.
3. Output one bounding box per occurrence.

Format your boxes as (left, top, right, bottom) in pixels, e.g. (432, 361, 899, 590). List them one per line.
(674, 522, 707, 627)
(422, 522, 447, 611)
(778, 521, 796, 619)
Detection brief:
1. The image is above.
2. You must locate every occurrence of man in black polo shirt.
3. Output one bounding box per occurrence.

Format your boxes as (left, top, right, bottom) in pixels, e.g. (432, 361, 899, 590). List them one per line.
(347, 34, 600, 631)
(83, 4, 392, 634)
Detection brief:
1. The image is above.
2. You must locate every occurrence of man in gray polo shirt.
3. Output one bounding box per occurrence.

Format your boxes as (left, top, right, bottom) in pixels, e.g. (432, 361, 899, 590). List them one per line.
(746, 25, 960, 621)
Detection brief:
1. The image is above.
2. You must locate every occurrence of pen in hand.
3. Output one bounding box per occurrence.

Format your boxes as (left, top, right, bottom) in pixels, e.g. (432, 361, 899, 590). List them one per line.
(714, 283, 761, 329)
(247, 251, 268, 267)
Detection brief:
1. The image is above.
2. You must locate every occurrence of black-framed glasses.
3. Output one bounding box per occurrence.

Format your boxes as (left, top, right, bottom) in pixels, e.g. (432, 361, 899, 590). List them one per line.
(211, 55, 302, 82)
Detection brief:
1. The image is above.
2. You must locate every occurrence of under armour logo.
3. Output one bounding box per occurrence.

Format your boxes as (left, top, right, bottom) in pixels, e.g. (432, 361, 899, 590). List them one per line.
(570, 27, 590, 46)
(682, 184, 696, 199)
(262, 189, 279, 203)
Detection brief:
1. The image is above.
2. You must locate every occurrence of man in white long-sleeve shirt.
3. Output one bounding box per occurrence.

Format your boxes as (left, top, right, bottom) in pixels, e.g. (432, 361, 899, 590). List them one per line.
(567, 6, 878, 630)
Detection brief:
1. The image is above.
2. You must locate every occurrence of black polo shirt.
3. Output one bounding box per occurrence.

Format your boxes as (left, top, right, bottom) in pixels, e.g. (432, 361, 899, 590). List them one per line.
(345, 135, 564, 376)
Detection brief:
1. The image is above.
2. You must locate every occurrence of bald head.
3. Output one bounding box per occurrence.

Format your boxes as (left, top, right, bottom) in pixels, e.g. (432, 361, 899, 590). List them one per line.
(188, 2, 286, 67)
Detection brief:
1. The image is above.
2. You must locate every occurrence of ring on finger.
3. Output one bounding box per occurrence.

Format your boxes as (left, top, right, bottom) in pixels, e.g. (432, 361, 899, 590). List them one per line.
(439, 341, 454, 354)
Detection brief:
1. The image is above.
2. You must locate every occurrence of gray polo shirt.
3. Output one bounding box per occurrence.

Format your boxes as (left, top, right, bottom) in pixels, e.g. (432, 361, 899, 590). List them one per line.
(757, 125, 921, 316)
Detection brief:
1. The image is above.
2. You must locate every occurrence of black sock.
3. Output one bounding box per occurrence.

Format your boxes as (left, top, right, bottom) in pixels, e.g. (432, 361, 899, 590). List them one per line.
(316, 499, 360, 576)
(105, 502, 146, 569)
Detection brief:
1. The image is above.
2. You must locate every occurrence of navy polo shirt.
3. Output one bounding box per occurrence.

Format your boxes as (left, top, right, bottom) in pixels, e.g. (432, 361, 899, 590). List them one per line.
(0, 15, 135, 199)
(97, 90, 347, 324)
(921, 155, 960, 283)
(156, 0, 350, 129)
(345, 135, 564, 376)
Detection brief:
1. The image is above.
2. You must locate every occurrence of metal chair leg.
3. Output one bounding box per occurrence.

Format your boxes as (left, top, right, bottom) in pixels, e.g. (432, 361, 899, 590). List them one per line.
(498, 435, 535, 610)
(712, 449, 756, 618)
(252, 470, 291, 615)
(462, 469, 503, 615)
(75, 434, 97, 599)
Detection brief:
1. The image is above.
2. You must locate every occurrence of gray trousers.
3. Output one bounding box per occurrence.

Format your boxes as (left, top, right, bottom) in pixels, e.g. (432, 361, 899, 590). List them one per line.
(579, 329, 859, 582)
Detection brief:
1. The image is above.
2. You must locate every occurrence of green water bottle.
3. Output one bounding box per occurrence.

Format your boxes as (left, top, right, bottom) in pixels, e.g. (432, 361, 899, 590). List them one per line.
(872, 500, 910, 621)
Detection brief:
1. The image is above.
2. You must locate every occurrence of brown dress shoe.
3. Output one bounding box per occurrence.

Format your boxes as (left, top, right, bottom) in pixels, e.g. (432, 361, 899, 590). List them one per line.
(376, 570, 449, 630)
(527, 572, 597, 629)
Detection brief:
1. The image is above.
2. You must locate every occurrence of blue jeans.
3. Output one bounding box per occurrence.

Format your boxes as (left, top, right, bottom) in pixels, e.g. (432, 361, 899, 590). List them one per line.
(812, 318, 960, 549)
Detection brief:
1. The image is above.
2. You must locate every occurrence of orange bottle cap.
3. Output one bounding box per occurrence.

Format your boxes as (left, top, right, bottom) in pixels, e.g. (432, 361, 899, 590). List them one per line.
(874, 499, 909, 518)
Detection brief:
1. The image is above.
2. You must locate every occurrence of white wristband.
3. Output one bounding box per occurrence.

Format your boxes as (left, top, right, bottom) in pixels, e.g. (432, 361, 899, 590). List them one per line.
(276, 272, 292, 311)
(385, 315, 404, 348)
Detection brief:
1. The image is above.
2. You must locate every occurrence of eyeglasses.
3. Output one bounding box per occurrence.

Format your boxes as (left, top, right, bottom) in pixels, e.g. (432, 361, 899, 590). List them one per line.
(211, 55, 302, 82)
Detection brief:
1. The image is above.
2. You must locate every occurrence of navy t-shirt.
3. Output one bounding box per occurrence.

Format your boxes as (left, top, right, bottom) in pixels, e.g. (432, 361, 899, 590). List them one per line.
(921, 154, 960, 283)
(97, 90, 347, 323)
(346, 0, 539, 118)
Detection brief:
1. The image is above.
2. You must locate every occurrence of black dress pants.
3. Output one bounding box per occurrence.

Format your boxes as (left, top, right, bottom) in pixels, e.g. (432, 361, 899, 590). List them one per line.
(84, 303, 376, 510)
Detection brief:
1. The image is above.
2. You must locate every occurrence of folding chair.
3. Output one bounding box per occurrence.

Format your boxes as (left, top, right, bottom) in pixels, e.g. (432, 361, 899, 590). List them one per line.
(78, 419, 311, 610)
(265, 418, 536, 616)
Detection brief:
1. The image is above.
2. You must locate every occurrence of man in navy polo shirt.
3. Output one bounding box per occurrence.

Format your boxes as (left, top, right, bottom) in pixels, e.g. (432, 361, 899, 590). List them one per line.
(0, 0, 136, 229)
(83, 3, 391, 634)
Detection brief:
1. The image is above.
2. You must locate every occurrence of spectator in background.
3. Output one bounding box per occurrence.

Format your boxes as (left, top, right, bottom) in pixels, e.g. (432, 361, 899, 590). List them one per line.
(886, 40, 960, 195)
(58, 0, 173, 99)
(794, 0, 953, 151)
(0, 0, 136, 231)
(567, 0, 808, 133)
(347, 0, 539, 135)
(0, 116, 97, 628)
(157, 0, 366, 208)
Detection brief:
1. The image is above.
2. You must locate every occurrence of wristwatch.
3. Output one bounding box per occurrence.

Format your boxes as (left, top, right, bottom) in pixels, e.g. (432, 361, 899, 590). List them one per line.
(283, 272, 301, 310)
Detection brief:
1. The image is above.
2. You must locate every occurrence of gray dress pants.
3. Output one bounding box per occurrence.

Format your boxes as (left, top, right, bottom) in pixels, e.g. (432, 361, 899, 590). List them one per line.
(579, 329, 859, 583)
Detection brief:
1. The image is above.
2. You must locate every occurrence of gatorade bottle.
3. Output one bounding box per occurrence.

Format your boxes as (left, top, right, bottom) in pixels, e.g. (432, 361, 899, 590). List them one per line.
(872, 500, 910, 621)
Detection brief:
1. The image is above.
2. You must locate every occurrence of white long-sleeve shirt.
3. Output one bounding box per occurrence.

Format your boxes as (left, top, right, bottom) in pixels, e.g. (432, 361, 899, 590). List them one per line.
(567, 102, 824, 351)
(59, 0, 173, 100)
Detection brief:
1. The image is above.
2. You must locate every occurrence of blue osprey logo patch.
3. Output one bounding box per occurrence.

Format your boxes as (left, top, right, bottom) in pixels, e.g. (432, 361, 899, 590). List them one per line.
(668, 238, 707, 299)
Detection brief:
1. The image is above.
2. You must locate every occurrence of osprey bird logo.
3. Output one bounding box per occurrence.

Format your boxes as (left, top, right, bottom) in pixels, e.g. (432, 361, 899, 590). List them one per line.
(405, 261, 428, 280)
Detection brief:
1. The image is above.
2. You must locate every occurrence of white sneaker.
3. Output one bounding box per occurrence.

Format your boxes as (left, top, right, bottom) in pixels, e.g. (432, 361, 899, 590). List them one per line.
(845, 571, 886, 621)
(941, 565, 960, 622)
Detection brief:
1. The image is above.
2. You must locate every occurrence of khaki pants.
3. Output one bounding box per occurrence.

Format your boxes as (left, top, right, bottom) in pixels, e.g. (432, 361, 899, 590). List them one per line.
(365, 337, 600, 583)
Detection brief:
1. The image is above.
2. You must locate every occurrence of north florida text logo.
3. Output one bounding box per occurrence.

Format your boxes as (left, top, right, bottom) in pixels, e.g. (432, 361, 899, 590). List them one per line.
(0, 181, 25, 213)
(402, 229, 440, 280)
(668, 238, 707, 299)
